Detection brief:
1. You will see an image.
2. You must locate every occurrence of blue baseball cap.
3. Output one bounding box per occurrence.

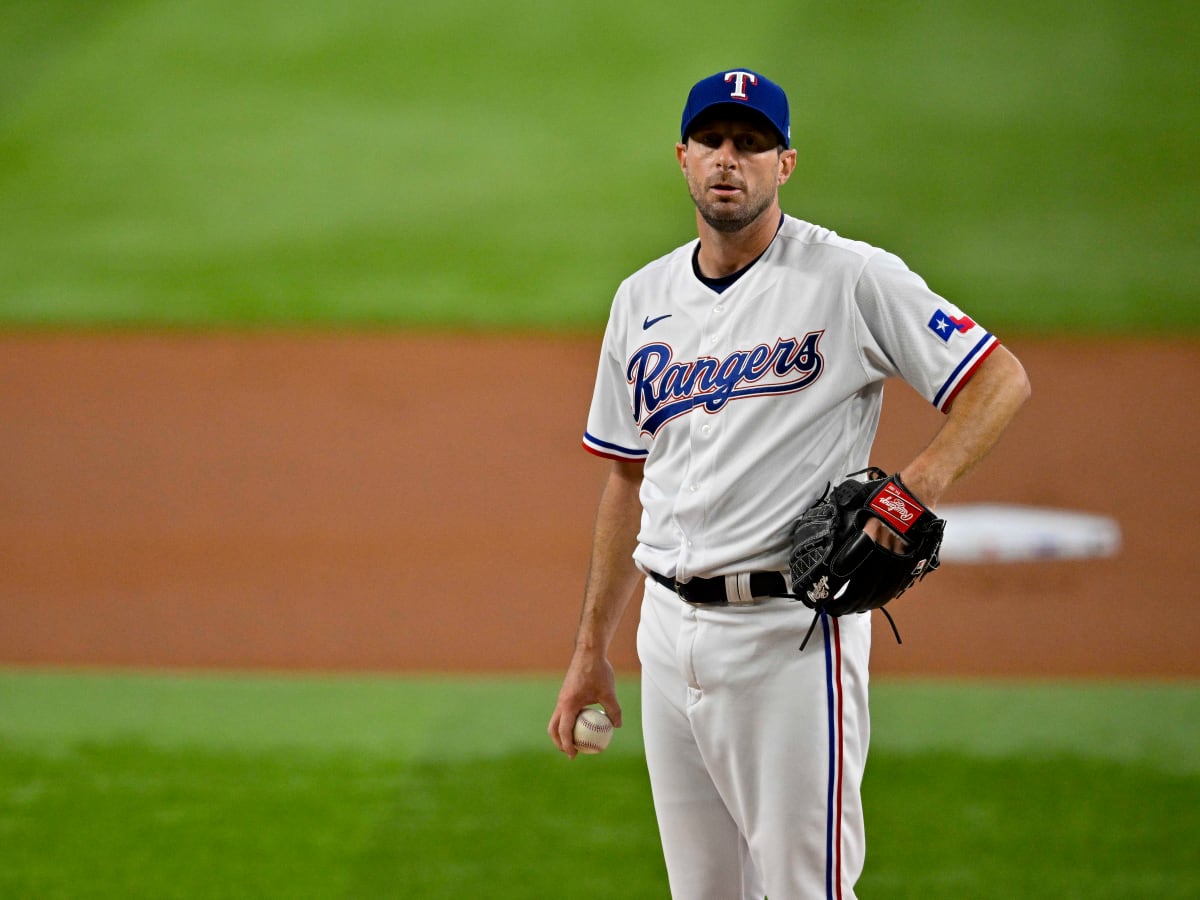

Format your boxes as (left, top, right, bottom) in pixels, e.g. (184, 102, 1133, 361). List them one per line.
(680, 68, 790, 148)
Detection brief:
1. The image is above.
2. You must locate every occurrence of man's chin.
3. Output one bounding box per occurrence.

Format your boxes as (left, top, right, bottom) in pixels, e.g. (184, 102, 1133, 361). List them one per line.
(699, 207, 755, 233)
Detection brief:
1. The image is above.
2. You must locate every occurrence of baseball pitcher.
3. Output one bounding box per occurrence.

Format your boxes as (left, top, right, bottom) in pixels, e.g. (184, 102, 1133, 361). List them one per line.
(549, 67, 1031, 899)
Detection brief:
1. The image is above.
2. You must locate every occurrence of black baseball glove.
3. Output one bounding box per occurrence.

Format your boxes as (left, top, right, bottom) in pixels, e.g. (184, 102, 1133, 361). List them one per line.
(788, 467, 945, 649)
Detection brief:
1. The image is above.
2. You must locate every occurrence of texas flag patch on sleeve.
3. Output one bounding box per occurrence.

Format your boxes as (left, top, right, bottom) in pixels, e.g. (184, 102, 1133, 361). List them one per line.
(928, 310, 976, 342)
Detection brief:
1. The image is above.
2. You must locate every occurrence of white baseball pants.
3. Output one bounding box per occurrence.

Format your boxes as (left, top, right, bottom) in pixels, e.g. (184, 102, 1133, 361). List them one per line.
(637, 577, 872, 900)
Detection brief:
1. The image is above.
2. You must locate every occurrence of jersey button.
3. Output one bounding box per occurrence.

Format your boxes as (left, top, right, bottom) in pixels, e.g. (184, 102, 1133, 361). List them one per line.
(688, 483, 699, 493)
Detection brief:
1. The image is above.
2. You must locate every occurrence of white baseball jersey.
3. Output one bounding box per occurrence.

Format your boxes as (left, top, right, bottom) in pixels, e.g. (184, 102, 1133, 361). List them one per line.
(583, 214, 997, 583)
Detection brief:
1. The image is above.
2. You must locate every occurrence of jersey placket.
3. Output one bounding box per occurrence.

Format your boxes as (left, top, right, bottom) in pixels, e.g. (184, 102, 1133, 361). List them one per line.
(672, 296, 730, 581)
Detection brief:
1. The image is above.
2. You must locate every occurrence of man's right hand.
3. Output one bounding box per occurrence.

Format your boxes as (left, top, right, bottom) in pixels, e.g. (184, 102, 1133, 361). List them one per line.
(548, 651, 622, 758)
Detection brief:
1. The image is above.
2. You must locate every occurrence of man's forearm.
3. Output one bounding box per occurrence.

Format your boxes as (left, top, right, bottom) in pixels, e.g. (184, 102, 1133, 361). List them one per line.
(902, 345, 1031, 505)
(574, 460, 645, 655)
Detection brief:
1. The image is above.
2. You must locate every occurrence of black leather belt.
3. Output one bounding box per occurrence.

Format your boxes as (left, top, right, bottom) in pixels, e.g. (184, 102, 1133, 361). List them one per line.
(649, 569, 788, 605)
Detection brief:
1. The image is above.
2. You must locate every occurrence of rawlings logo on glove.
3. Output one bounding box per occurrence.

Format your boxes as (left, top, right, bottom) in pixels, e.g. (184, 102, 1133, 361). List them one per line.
(788, 467, 945, 650)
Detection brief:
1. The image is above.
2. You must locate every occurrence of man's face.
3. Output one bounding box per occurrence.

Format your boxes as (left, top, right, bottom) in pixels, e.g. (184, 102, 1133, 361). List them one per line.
(677, 113, 796, 233)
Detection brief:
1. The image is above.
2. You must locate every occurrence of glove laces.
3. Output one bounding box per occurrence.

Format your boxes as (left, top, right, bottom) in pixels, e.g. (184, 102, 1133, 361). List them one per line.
(797, 606, 903, 652)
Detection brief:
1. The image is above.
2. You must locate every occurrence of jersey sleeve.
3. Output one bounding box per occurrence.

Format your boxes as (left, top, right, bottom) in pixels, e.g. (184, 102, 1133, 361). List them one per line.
(581, 289, 649, 462)
(854, 251, 998, 412)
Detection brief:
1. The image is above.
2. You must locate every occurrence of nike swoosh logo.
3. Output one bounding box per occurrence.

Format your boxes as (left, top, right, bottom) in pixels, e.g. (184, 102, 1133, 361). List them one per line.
(642, 314, 672, 330)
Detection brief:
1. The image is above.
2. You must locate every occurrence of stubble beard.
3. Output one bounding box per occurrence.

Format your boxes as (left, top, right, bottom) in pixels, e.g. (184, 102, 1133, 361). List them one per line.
(689, 179, 776, 234)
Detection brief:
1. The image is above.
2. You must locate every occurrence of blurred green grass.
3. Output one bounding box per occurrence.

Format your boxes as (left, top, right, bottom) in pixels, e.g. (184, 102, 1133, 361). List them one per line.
(1, 1, 1195, 332)
(1, 670, 1197, 897)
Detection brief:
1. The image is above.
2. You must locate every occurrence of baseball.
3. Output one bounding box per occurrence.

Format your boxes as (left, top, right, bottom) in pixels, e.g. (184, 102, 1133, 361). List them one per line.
(573, 707, 614, 754)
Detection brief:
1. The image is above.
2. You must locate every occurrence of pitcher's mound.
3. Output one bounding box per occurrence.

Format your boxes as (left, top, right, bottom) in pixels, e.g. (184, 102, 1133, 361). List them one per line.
(938, 505, 1121, 563)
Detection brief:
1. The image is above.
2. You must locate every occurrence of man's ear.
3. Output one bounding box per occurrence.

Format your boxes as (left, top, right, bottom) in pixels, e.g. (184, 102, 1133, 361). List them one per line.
(777, 148, 798, 186)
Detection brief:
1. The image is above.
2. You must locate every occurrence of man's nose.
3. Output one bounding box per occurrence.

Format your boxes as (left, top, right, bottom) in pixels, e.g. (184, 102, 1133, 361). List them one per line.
(715, 138, 739, 166)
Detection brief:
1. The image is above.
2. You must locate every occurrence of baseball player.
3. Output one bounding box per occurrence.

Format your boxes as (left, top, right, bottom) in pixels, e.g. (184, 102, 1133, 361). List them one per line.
(548, 68, 1030, 899)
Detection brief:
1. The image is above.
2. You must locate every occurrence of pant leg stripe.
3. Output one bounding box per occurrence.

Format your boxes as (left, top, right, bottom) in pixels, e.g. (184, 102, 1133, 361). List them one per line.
(833, 616, 845, 900)
(822, 612, 845, 900)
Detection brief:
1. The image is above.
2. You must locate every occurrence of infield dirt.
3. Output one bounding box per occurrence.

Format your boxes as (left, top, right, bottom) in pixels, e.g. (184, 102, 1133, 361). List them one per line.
(1, 333, 1195, 678)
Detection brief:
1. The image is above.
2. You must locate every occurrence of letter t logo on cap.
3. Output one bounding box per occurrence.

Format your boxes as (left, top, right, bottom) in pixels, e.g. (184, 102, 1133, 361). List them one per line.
(724, 71, 758, 100)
